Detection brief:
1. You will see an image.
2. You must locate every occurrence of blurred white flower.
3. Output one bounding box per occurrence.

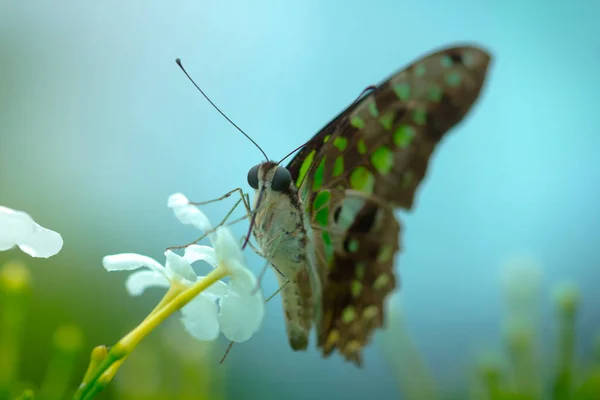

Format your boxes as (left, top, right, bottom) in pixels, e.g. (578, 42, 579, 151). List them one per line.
(103, 194, 265, 343)
(0, 206, 63, 258)
(167, 193, 212, 231)
(168, 192, 265, 342)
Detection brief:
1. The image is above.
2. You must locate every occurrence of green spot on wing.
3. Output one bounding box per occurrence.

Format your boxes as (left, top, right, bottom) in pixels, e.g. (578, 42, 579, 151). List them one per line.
(333, 136, 348, 151)
(414, 64, 426, 77)
(401, 170, 415, 189)
(393, 83, 411, 101)
(356, 263, 366, 279)
(446, 71, 461, 87)
(313, 190, 331, 227)
(347, 238, 359, 252)
(357, 138, 367, 154)
(372, 274, 390, 291)
(350, 166, 375, 193)
(300, 181, 309, 203)
(463, 51, 476, 68)
(315, 207, 329, 227)
(350, 116, 365, 129)
(377, 245, 394, 263)
(368, 101, 379, 117)
(323, 134, 331, 143)
(441, 55, 453, 68)
(363, 306, 379, 319)
(370, 145, 394, 175)
(333, 155, 344, 177)
(322, 230, 331, 245)
(296, 149, 315, 187)
(312, 156, 326, 191)
(351, 281, 363, 298)
(313, 190, 331, 211)
(379, 111, 395, 130)
(428, 84, 444, 102)
(321, 231, 334, 266)
(342, 306, 357, 323)
(393, 125, 416, 148)
(412, 109, 427, 126)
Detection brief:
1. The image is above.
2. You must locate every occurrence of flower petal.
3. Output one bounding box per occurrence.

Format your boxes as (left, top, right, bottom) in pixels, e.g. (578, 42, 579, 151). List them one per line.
(0, 206, 63, 258)
(168, 193, 212, 232)
(102, 253, 166, 276)
(214, 227, 245, 269)
(218, 267, 265, 341)
(125, 270, 170, 296)
(219, 289, 265, 342)
(0, 207, 33, 250)
(180, 294, 220, 341)
(164, 250, 197, 282)
(228, 264, 259, 296)
(183, 245, 217, 267)
(18, 222, 64, 258)
(167, 193, 190, 208)
(198, 276, 229, 297)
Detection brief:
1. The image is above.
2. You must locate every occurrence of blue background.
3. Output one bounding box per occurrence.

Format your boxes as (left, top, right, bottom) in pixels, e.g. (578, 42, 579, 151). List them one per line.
(0, 0, 598, 398)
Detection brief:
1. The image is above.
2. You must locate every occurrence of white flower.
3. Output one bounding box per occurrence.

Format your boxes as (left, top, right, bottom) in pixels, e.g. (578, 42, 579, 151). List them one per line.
(168, 193, 265, 341)
(103, 249, 226, 341)
(167, 193, 211, 231)
(0, 206, 63, 258)
(103, 194, 265, 343)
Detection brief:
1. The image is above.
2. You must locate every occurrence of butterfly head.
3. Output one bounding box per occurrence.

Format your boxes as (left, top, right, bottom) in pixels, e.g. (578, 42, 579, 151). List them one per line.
(245, 161, 297, 243)
(247, 161, 293, 197)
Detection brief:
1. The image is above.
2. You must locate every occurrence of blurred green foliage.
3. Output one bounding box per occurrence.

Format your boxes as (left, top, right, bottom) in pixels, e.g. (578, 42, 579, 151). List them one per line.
(3, 254, 598, 399)
(381, 257, 600, 400)
(0, 260, 224, 400)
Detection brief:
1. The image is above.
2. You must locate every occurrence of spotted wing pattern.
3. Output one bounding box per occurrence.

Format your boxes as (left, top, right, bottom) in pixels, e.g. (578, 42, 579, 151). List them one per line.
(287, 45, 492, 365)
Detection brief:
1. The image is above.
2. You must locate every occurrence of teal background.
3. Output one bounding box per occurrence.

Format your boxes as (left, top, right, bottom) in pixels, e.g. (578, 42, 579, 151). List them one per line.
(0, 0, 598, 399)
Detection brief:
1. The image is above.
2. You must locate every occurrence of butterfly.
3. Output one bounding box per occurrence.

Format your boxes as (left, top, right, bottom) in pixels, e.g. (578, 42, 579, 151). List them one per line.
(245, 44, 492, 366)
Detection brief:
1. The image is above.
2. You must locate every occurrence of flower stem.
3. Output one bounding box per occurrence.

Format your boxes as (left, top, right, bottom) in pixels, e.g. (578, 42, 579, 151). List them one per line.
(380, 308, 438, 400)
(14, 388, 35, 400)
(0, 261, 31, 399)
(81, 346, 108, 385)
(40, 324, 84, 400)
(552, 283, 580, 400)
(73, 266, 229, 400)
(147, 282, 186, 318)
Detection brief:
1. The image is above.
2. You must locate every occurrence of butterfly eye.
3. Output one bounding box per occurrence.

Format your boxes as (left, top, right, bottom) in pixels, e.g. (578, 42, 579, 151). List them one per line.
(271, 167, 292, 192)
(247, 165, 260, 189)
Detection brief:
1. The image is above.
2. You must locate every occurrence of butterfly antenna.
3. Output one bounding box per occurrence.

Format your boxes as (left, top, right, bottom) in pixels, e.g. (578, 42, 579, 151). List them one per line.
(276, 84, 378, 165)
(276, 141, 308, 165)
(176, 58, 269, 161)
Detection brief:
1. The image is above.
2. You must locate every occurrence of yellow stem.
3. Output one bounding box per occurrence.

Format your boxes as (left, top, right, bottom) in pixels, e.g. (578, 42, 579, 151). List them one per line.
(118, 266, 228, 349)
(74, 266, 229, 400)
(100, 358, 126, 384)
(146, 283, 185, 318)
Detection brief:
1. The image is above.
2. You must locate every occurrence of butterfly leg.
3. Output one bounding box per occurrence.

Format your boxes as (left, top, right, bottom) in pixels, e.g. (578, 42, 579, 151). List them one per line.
(167, 188, 253, 250)
(245, 230, 291, 295)
(219, 253, 290, 365)
(245, 237, 291, 296)
(192, 187, 254, 219)
(242, 240, 291, 299)
(192, 187, 254, 229)
(188, 187, 249, 207)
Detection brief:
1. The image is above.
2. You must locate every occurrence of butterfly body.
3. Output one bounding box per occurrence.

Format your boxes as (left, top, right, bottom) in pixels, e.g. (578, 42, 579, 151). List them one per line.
(250, 161, 320, 350)
(248, 45, 492, 366)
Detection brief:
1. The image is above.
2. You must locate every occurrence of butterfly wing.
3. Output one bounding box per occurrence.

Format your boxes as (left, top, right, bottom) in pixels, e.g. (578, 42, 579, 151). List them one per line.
(287, 45, 492, 365)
